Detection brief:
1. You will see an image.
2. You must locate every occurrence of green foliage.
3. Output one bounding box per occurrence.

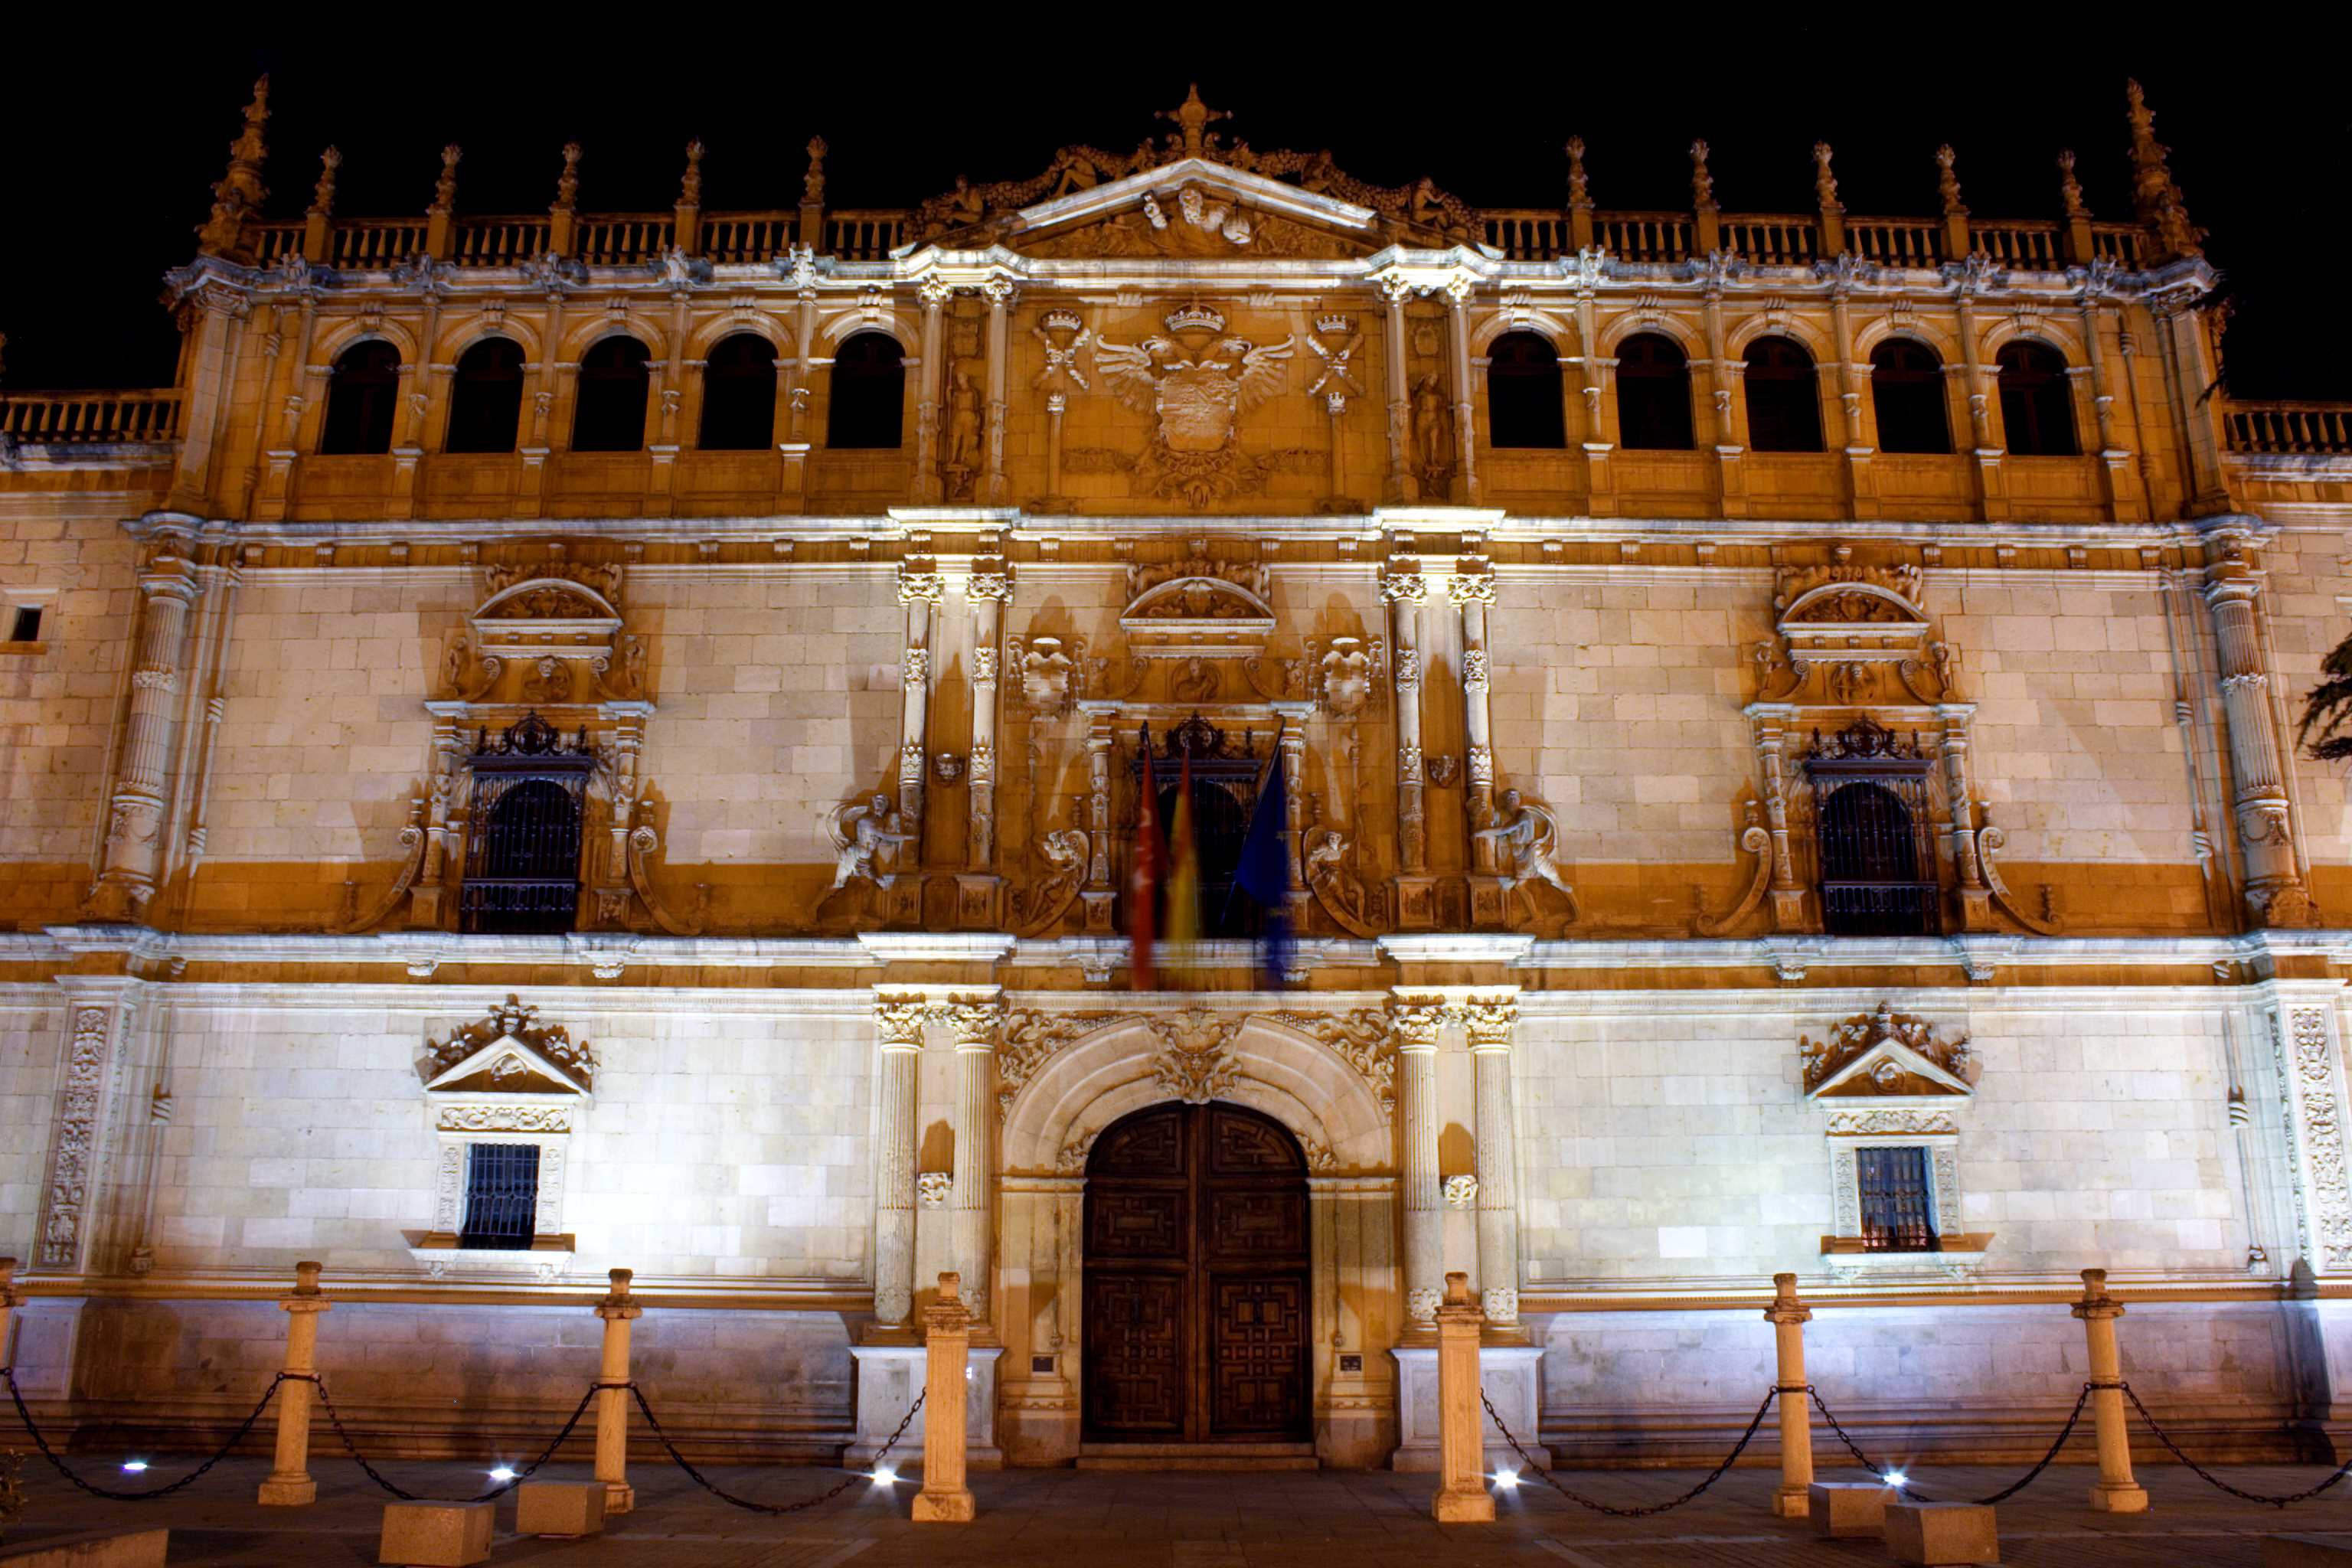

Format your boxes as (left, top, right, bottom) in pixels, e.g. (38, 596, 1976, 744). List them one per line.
(2301, 629, 2352, 762)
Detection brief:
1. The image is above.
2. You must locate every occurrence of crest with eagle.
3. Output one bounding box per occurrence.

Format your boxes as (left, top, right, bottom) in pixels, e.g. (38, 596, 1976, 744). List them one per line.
(1086, 305, 1303, 504)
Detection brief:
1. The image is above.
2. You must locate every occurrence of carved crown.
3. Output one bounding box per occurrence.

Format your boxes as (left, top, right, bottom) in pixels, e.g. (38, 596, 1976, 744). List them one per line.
(1315, 313, 1353, 336)
(1041, 309, 1084, 333)
(1166, 304, 1226, 335)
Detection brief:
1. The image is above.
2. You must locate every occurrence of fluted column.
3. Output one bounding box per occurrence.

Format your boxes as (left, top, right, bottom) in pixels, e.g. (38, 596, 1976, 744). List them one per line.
(86, 537, 202, 921)
(943, 995, 1003, 1324)
(1451, 564, 1498, 870)
(1443, 276, 1481, 505)
(912, 278, 950, 502)
(871, 992, 929, 1334)
(1459, 993, 1521, 1329)
(1384, 564, 1431, 920)
(1392, 994, 1447, 1330)
(1379, 278, 1416, 502)
(2203, 528, 2317, 926)
(967, 564, 1009, 872)
(897, 567, 943, 875)
(982, 277, 1014, 504)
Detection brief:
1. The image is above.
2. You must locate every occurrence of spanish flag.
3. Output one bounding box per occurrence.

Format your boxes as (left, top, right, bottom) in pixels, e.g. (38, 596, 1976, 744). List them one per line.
(1129, 724, 1161, 989)
(1164, 745, 1201, 952)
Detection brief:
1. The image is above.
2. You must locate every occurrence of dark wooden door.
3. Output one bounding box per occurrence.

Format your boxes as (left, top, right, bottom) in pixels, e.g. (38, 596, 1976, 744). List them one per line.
(1083, 1101, 1311, 1443)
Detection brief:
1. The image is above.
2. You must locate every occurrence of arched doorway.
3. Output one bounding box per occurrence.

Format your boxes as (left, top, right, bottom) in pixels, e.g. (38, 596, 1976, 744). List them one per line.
(1083, 1100, 1311, 1445)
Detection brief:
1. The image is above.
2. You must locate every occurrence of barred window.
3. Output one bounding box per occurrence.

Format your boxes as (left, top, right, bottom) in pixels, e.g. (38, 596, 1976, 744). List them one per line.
(1857, 1145, 1938, 1253)
(459, 1142, 541, 1250)
(1803, 719, 1940, 938)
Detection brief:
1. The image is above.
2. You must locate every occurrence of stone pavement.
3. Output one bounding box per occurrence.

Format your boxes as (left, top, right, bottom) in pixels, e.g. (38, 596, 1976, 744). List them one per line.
(8, 1455, 2352, 1566)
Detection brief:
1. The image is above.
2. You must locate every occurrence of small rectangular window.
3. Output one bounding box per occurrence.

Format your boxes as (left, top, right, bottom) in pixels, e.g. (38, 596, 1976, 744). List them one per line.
(459, 1142, 541, 1250)
(8, 606, 40, 642)
(1857, 1145, 1939, 1253)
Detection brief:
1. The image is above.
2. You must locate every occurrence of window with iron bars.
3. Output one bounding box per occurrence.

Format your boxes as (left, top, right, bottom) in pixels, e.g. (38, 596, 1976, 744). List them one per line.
(1856, 1145, 1939, 1252)
(1802, 718, 1940, 937)
(459, 1142, 541, 1250)
(460, 711, 594, 936)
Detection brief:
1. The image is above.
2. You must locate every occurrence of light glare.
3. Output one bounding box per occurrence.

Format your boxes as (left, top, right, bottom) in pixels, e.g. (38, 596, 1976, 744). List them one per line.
(1883, 1469, 1907, 1488)
(871, 1465, 898, 1485)
(488, 1465, 518, 1481)
(120, 1460, 149, 1474)
(1493, 1467, 1520, 1489)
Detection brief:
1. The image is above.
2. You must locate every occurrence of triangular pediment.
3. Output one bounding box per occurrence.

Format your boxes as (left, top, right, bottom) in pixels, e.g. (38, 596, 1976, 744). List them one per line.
(1003, 161, 1380, 261)
(425, 1032, 592, 1098)
(1809, 1040, 1974, 1099)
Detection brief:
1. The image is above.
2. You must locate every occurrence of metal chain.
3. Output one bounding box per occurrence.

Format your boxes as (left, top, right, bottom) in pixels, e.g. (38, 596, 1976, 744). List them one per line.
(1805, 1381, 2092, 1507)
(310, 1374, 599, 1504)
(2, 1364, 287, 1501)
(628, 1383, 923, 1514)
(1481, 1385, 1779, 1517)
(2122, 1381, 2352, 1508)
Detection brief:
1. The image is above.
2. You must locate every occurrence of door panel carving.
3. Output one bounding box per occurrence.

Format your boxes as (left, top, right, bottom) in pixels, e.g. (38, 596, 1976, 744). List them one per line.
(1083, 1099, 1310, 1444)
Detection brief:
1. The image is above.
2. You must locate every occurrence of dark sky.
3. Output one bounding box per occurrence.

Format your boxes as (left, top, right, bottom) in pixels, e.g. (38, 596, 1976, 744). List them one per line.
(2, 37, 2342, 400)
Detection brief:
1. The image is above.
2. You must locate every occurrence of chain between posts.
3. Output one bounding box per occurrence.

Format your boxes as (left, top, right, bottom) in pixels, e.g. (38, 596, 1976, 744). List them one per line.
(309, 1374, 599, 1504)
(1808, 1381, 2093, 1506)
(2121, 1382, 2352, 1508)
(1481, 1385, 1779, 1517)
(629, 1383, 925, 1514)
(2, 1364, 289, 1501)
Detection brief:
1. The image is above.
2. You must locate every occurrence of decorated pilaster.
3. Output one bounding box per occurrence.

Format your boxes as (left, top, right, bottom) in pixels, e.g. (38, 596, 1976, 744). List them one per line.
(1385, 562, 1434, 926)
(85, 528, 202, 922)
(2202, 525, 2318, 926)
(1392, 993, 1447, 1331)
(982, 276, 1014, 504)
(896, 565, 945, 916)
(2265, 988, 2352, 1279)
(1952, 281, 2007, 522)
(1452, 564, 1501, 900)
(1459, 993, 1521, 1332)
(1442, 276, 1481, 505)
(962, 563, 1010, 927)
(1933, 707, 1994, 930)
(1080, 717, 1116, 935)
(942, 995, 1003, 1325)
(1379, 277, 1417, 502)
(1744, 707, 1811, 931)
(35, 980, 138, 1276)
(913, 278, 951, 502)
(871, 993, 929, 1337)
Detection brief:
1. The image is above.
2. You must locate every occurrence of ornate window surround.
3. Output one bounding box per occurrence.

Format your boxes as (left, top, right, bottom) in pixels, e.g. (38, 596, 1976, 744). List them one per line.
(413, 996, 593, 1278)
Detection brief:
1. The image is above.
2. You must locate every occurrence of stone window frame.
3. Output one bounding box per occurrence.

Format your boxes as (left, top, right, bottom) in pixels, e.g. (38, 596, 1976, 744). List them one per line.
(411, 1001, 592, 1279)
(1824, 1119, 1965, 1259)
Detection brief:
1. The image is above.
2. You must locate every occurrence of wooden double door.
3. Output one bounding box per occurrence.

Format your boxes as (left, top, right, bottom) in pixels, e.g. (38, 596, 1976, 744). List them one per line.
(1082, 1101, 1312, 1444)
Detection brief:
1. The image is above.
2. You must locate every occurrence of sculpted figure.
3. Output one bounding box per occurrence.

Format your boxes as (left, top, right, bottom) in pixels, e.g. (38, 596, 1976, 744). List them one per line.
(1412, 374, 1453, 478)
(1474, 788, 1577, 921)
(943, 361, 982, 475)
(826, 793, 913, 892)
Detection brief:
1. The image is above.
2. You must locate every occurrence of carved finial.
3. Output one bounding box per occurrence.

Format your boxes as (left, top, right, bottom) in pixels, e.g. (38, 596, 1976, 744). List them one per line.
(2057, 149, 2087, 219)
(292, 1259, 324, 1296)
(1158, 83, 1230, 160)
(429, 144, 462, 218)
(1935, 144, 1966, 217)
(1689, 139, 1716, 211)
(195, 75, 272, 257)
(1565, 136, 1590, 210)
(307, 146, 341, 220)
(937, 1269, 962, 1303)
(1812, 142, 1841, 211)
(679, 139, 705, 206)
(2125, 78, 2203, 260)
(552, 141, 583, 215)
(803, 136, 828, 206)
(1442, 1270, 1473, 1308)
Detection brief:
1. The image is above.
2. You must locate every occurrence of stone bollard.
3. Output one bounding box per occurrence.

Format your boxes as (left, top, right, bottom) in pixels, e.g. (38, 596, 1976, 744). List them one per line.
(593, 1267, 643, 1517)
(257, 1260, 332, 1506)
(1765, 1272, 1815, 1519)
(1432, 1271, 1495, 1524)
(2073, 1267, 2149, 1514)
(911, 1271, 975, 1523)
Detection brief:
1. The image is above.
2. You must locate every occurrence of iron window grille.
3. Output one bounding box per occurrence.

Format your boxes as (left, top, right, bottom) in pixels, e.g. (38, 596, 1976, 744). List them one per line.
(459, 1142, 541, 1250)
(1802, 717, 1941, 937)
(1127, 713, 1270, 939)
(1856, 1145, 1939, 1253)
(460, 710, 596, 936)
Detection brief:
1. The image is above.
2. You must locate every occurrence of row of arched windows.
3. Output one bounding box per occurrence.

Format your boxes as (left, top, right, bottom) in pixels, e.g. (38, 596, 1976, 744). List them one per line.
(317, 332, 910, 456)
(1483, 331, 2081, 458)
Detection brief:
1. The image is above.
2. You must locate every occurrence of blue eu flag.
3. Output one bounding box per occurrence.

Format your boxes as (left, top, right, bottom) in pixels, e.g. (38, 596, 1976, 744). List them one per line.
(1229, 740, 1292, 988)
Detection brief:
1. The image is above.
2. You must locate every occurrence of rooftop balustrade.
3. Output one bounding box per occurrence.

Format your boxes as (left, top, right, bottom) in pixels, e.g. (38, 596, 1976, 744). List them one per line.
(1, 388, 182, 445)
(2224, 400, 2352, 456)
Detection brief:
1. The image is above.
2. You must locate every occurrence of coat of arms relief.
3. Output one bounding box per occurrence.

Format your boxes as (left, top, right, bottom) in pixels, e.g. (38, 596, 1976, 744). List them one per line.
(1067, 305, 1318, 505)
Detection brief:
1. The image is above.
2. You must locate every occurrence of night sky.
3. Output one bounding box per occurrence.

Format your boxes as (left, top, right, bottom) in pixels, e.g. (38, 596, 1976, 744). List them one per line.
(2, 38, 2341, 402)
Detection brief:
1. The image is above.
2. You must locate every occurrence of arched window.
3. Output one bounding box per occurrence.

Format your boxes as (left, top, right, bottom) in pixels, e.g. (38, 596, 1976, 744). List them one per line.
(318, 340, 400, 455)
(570, 335, 652, 453)
(1997, 341, 2078, 456)
(826, 332, 906, 449)
(697, 332, 779, 451)
(444, 338, 524, 454)
(1742, 335, 1823, 452)
(1870, 340, 1952, 455)
(1485, 331, 1566, 449)
(1815, 780, 1936, 936)
(1615, 332, 1694, 451)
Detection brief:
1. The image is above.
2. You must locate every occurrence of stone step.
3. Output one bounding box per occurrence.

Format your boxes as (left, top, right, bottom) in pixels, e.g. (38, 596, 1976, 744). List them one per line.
(1076, 1442, 1319, 1472)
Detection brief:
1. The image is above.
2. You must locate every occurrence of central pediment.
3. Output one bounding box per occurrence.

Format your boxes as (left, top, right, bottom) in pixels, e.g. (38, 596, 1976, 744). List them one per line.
(970, 160, 1384, 261)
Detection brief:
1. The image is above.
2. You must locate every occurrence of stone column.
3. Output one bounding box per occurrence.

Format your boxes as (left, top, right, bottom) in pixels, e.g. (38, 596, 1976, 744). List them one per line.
(871, 995, 929, 1335)
(943, 996, 1002, 1324)
(2202, 528, 2318, 926)
(1452, 564, 1499, 872)
(164, 286, 249, 517)
(1392, 995, 1447, 1330)
(1279, 717, 1310, 929)
(1080, 717, 1116, 935)
(2073, 1268, 2150, 1514)
(257, 1261, 331, 1506)
(1745, 707, 1810, 931)
(1384, 564, 1433, 926)
(982, 277, 1014, 504)
(966, 565, 1009, 876)
(1954, 291, 2006, 522)
(1459, 994, 1521, 1330)
(1935, 707, 1994, 930)
(593, 1266, 643, 1515)
(897, 568, 944, 890)
(1443, 278, 1481, 505)
(912, 1272, 975, 1523)
(1430, 1272, 1494, 1523)
(1379, 278, 1417, 503)
(84, 536, 202, 922)
(1764, 1272, 1815, 1519)
(789, 253, 818, 445)
(913, 279, 950, 502)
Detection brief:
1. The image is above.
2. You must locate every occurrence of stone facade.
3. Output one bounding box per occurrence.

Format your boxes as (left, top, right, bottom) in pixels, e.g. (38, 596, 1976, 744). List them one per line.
(4, 80, 2352, 1468)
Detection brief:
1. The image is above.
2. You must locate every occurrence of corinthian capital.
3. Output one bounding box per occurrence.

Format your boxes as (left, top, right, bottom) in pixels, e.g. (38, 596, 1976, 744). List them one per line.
(936, 995, 1005, 1049)
(874, 991, 929, 1049)
(898, 570, 946, 606)
(1387, 991, 1447, 1050)
(1452, 992, 1519, 1049)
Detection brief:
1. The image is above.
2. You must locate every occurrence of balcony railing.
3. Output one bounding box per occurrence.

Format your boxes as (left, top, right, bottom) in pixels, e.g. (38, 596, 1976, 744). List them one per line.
(1480, 209, 1569, 261)
(576, 215, 672, 266)
(1846, 217, 1944, 268)
(452, 217, 550, 267)
(1720, 214, 1818, 266)
(702, 211, 797, 265)
(2225, 400, 2352, 456)
(1596, 211, 1690, 263)
(825, 210, 905, 260)
(1, 389, 183, 444)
